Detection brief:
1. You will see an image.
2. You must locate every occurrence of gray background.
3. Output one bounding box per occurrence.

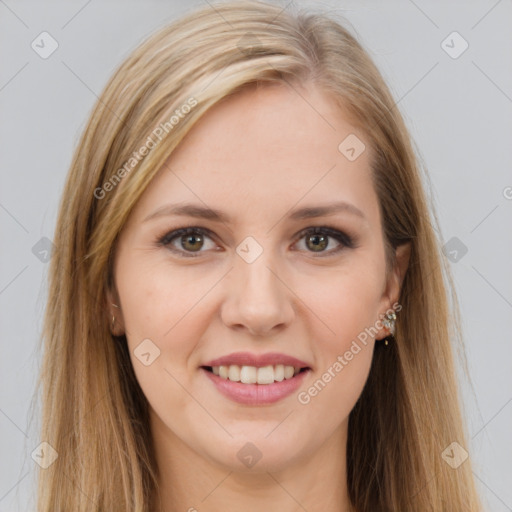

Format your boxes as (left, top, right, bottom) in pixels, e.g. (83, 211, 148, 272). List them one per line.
(1, 0, 511, 510)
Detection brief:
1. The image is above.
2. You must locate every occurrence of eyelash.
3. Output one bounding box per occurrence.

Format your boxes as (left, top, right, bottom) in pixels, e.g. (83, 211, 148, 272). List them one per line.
(156, 225, 357, 258)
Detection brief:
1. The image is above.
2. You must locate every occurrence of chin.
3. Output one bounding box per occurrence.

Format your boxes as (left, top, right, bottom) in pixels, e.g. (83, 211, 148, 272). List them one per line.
(198, 430, 310, 474)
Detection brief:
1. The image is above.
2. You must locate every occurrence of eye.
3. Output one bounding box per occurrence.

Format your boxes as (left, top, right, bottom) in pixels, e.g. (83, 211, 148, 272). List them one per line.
(157, 225, 356, 258)
(293, 226, 355, 255)
(157, 227, 217, 257)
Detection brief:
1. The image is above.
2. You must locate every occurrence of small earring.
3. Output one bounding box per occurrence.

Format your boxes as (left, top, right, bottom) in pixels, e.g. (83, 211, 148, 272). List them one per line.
(382, 310, 397, 337)
(111, 304, 119, 332)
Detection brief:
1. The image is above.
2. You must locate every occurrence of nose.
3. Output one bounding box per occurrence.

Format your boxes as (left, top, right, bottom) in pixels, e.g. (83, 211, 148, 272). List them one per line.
(220, 250, 295, 337)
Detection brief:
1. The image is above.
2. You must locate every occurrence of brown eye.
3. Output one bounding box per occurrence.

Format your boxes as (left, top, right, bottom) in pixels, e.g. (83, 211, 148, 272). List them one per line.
(158, 227, 217, 257)
(305, 233, 328, 252)
(294, 226, 355, 255)
(181, 233, 204, 252)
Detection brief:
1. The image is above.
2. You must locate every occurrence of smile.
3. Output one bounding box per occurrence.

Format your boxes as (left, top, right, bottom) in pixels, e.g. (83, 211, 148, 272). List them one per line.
(201, 367, 311, 405)
(201, 352, 312, 405)
(206, 364, 306, 385)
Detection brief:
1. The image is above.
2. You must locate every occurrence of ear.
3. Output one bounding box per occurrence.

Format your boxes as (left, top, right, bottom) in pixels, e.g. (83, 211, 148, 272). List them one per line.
(376, 242, 411, 339)
(106, 286, 125, 336)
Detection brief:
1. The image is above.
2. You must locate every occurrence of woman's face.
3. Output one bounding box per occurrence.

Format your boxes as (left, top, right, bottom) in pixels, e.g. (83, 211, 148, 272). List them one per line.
(111, 82, 404, 473)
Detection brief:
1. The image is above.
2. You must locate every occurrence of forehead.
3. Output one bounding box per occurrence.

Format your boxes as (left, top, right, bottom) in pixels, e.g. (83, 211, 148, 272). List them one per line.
(130, 82, 380, 228)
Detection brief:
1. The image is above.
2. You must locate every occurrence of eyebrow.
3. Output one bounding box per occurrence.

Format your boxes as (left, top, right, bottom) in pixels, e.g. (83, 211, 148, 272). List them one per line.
(143, 201, 366, 224)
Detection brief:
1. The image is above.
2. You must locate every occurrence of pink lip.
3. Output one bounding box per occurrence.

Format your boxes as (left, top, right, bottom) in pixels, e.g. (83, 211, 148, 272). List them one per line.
(203, 352, 311, 369)
(202, 367, 310, 405)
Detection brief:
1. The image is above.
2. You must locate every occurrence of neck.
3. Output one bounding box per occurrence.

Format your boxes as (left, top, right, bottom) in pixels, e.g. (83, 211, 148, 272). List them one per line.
(150, 411, 354, 512)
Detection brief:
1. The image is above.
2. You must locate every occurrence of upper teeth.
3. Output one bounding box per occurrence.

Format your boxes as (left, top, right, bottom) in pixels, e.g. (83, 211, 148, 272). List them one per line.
(212, 364, 301, 384)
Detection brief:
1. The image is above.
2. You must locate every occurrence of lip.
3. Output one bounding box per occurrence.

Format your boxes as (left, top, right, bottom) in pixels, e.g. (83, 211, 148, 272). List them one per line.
(202, 352, 311, 369)
(202, 367, 310, 405)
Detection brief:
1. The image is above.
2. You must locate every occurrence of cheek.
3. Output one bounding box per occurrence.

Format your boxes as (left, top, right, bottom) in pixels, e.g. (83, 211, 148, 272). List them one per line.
(296, 340, 373, 437)
(115, 261, 209, 412)
(293, 260, 382, 416)
(114, 261, 205, 406)
(300, 257, 385, 346)
(117, 256, 218, 342)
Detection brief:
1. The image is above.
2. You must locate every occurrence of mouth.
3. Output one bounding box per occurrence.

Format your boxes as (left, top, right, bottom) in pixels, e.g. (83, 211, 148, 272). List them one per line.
(200, 352, 312, 404)
(201, 364, 310, 385)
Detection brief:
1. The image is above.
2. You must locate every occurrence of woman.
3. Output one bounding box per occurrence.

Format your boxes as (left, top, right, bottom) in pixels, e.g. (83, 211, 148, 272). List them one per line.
(36, 1, 483, 510)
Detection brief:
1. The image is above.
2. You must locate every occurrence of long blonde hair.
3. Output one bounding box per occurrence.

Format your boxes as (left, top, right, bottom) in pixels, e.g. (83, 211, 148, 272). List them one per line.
(35, 1, 482, 510)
